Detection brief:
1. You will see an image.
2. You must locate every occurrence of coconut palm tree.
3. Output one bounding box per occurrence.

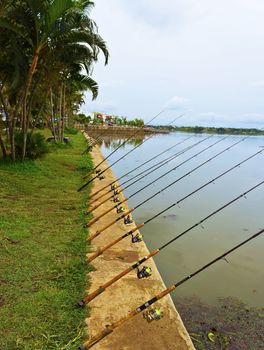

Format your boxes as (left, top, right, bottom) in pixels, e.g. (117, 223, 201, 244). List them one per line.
(0, 0, 109, 160)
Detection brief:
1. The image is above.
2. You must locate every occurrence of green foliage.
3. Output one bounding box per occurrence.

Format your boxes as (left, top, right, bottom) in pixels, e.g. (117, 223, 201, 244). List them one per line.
(152, 125, 264, 135)
(126, 118, 145, 127)
(0, 132, 93, 350)
(65, 127, 78, 134)
(0, 0, 109, 161)
(75, 113, 91, 124)
(15, 131, 48, 159)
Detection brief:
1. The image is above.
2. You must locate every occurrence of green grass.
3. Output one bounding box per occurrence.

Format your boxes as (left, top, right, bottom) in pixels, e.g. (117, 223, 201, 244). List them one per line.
(0, 131, 93, 350)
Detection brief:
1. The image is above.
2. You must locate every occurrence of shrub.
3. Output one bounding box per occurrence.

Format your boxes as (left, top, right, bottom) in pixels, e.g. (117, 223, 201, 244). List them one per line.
(65, 127, 78, 134)
(15, 132, 49, 159)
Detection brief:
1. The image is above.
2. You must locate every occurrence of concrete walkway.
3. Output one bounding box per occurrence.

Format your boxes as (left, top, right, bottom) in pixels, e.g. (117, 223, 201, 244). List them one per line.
(83, 137, 195, 350)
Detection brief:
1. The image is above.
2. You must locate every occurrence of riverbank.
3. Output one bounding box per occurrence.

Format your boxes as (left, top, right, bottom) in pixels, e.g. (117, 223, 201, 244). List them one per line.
(83, 135, 194, 349)
(152, 125, 264, 135)
(0, 132, 92, 349)
(75, 124, 169, 136)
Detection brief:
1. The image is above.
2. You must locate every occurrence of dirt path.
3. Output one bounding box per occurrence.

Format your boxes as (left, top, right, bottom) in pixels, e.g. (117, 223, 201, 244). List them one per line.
(83, 136, 195, 350)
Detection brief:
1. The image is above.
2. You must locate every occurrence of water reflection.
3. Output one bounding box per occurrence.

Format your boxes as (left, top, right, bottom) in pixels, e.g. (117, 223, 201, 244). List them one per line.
(99, 132, 264, 309)
(97, 135, 145, 149)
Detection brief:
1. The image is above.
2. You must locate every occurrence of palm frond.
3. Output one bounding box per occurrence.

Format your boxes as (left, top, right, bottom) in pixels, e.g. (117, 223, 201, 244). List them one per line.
(0, 17, 33, 47)
(24, 0, 46, 44)
(45, 0, 74, 35)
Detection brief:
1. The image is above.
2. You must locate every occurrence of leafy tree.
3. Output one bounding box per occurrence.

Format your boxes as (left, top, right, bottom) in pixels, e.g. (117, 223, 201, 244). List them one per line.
(0, 0, 109, 160)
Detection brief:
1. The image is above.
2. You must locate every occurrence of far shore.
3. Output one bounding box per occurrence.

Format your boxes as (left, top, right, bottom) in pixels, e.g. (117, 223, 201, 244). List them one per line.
(151, 125, 264, 136)
(75, 123, 264, 136)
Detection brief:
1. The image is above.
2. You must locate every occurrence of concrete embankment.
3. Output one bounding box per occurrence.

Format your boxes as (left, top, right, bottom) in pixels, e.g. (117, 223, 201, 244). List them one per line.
(75, 124, 169, 136)
(83, 134, 195, 350)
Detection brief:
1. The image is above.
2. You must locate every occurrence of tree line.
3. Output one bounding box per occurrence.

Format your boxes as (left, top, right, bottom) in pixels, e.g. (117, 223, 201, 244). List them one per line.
(75, 113, 145, 127)
(0, 0, 109, 161)
(152, 125, 264, 135)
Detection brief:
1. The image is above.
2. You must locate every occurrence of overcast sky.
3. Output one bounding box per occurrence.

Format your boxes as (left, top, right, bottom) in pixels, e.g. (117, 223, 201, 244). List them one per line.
(82, 0, 264, 127)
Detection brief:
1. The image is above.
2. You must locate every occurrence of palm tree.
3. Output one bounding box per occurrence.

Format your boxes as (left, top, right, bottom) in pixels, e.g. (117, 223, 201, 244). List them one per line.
(0, 0, 109, 160)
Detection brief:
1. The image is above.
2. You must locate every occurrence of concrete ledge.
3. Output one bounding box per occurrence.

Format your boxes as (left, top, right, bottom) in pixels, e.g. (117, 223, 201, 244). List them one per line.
(83, 134, 195, 350)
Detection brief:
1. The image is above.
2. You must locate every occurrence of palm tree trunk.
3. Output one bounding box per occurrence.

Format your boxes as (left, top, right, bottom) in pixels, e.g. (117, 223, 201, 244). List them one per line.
(0, 85, 15, 160)
(0, 85, 9, 140)
(50, 87, 57, 140)
(58, 83, 63, 141)
(21, 50, 40, 160)
(0, 117, 7, 158)
(61, 83, 65, 141)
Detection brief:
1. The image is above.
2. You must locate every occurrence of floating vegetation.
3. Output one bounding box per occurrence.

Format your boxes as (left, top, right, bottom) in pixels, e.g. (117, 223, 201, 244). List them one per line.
(177, 296, 264, 349)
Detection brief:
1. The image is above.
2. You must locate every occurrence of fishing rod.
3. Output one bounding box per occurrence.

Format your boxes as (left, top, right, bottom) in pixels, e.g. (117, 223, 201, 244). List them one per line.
(82, 137, 98, 155)
(78, 112, 184, 191)
(80, 109, 166, 181)
(86, 126, 109, 146)
(85, 149, 262, 262)
(89, 134, 194, 200)
(86, 135, 229, 228)
(83, 114, 185, 179)
(79, 227, 264, 349)
(78, 179, 264, 306)
(88, 135, 215, 211)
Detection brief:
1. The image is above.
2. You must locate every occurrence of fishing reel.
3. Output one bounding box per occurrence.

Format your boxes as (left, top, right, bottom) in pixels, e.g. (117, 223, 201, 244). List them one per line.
(137, 266, 152, 279)
(112, 196, 120, 203)
(143, 308, 164, 322)
(95, 169, 101, 174)
(98, 175, 105, 180)
(116, 206, 125, 213)
(113, 189, 120, 196)
(111, 184, 116, 191)
(131, 232, 143, 243)
(124, 215, 133, 225)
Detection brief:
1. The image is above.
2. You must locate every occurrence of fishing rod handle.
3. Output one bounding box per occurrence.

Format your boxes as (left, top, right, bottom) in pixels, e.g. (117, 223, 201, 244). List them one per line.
(90, 184, 123, 205)
(131, 249, 160, 270)
(83, 165, 100, 179)
(87, 208, 134, 242)
(136, 285, 176, 313)
(89, 177, 118, 198)
(80, 285, 175, 348)
(86, 224, 145, 263)
(87, 198, 129, 227)
(83, 170, 93, 180)
(80, 326, 113, 349)
(78, 178, 94, 192)
(80, 310, 139, 349)
(89, 194, 127, 213)
(89, 189, 112, 205)
(84, 248, 159, 304)
(89, 183, 110, 198)
(81, 167, 107, 191)
(81, 266, 133, 305)
(88, 194, 112, 213)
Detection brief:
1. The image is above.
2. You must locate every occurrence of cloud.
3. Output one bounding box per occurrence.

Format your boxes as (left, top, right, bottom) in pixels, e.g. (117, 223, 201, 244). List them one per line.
(250, 80, 264, 87)
(187, 112, 264, 127)
(81, 100, 117, 114)
(83, 0, 264, 127)
(164, 96, 190, 110)
(239, 113, 264, 124)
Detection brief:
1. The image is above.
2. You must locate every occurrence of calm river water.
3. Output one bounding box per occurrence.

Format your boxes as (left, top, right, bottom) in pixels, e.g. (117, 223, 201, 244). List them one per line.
(98, 132, 264, 308)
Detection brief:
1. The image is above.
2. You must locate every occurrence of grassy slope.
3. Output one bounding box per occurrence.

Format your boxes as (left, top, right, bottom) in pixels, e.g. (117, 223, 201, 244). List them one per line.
(0, 132, 92, 350)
